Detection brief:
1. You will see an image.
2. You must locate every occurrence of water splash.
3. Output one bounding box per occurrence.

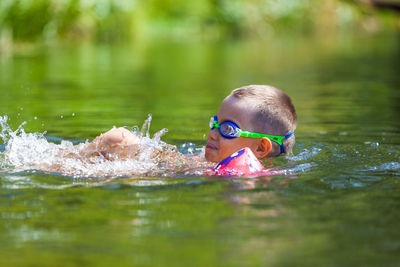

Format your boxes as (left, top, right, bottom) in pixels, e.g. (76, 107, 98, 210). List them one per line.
(0, 115, 210, 178)
(0, 115, 321, 181)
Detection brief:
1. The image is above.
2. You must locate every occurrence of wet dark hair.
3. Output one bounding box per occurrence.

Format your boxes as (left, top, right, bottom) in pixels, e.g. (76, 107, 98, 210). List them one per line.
(231, 85, 297, 156)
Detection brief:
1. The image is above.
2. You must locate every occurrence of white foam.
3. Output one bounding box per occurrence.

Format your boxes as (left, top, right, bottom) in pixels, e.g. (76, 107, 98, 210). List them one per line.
(0, 115, 210, 178)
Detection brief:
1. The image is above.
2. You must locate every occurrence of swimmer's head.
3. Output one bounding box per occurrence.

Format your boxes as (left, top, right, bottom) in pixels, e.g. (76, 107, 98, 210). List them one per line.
(205, 85, 297, 163)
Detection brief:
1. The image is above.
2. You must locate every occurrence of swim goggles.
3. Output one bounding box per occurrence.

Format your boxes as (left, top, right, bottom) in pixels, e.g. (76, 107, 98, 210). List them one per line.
(209, 115, 294, 153)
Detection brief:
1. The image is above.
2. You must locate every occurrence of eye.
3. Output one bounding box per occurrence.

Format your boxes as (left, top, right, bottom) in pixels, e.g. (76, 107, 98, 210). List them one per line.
(220, 123, 238, 136)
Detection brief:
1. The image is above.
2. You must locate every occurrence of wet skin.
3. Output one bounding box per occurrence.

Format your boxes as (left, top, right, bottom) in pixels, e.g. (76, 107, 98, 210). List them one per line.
(205, 95, 264, 163)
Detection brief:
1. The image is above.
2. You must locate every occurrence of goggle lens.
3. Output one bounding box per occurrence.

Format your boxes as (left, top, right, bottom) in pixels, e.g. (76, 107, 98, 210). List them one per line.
(220, 123, 239, 138)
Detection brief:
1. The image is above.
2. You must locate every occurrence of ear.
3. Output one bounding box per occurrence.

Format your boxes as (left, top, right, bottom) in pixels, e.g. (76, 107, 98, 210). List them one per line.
(254, 137, 272, 158)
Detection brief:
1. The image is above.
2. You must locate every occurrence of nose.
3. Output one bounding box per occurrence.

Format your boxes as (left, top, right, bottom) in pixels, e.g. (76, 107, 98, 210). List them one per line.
(208, 128, 219, 140)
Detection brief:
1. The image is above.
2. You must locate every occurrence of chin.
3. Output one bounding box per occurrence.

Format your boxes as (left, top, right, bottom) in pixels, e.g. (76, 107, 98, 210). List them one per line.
(205, 149, 220, 163)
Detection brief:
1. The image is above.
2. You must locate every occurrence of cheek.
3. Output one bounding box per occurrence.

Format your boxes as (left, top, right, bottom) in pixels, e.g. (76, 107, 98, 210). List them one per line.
(218, 139, 242, 157)
(221, 138, 257, 155)
(241, 138, 258, 150)
(207, 137, 258, 163)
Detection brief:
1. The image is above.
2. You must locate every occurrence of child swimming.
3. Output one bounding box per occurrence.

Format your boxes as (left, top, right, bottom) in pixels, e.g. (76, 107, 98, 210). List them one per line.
(0, 84, 297, 177)
(206, 84, 297, 162)
(90, 84, 297, 165)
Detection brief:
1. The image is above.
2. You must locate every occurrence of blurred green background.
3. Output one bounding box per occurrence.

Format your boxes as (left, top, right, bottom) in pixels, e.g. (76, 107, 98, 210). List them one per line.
(1, 2, 400, 267)
(0, 0, 399, 47)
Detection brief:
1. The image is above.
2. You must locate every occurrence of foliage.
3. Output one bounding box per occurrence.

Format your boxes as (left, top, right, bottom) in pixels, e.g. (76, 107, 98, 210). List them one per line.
(0, 0, 398, 44)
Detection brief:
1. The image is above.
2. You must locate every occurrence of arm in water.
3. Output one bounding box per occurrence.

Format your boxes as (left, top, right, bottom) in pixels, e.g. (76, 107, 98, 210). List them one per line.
(83, 127, 141, 160)
(81, 127, 206, 169)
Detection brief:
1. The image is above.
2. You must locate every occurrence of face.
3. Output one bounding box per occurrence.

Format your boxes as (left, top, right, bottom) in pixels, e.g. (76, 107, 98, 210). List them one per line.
(205, 95, 260, 163)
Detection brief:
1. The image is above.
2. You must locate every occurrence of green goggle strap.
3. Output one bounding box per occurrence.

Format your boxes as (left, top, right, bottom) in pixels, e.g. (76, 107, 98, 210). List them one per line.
(212, 120, 290, 146)
(238, 131, 286, 145)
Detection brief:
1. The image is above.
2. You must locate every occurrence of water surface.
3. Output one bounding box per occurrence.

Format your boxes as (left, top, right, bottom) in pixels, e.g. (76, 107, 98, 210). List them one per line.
(0, 33, 399, 266)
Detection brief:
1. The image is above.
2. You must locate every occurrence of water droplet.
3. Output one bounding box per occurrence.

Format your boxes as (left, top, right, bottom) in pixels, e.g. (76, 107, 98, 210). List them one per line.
(72, 113, 75, 117)
(20, 107, 23, 111)
(371, 142, 379, 148)
(60, 115, 64, 119)
(34, 117, 37, 120)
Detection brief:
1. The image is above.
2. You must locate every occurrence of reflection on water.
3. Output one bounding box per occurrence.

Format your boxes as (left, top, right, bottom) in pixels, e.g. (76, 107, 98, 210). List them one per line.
(0, 34, 399, 266)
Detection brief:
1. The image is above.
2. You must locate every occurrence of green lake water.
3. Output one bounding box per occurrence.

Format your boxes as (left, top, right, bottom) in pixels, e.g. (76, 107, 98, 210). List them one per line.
(0, 33, 400, 266)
